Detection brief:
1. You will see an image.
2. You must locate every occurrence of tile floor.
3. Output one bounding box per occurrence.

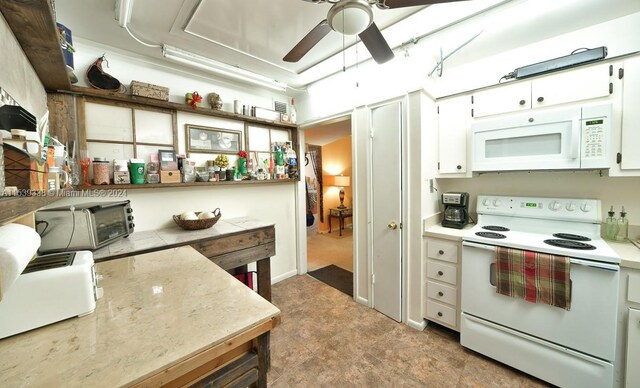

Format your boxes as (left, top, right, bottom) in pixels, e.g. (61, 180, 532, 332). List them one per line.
(268, 275, 550, 387)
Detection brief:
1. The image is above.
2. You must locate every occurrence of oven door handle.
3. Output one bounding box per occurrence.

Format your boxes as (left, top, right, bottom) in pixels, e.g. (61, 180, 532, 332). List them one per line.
(463, 241, 619, 271)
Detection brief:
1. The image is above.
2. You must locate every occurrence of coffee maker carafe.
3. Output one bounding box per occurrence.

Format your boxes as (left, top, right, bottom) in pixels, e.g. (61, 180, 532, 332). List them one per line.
(441, 192, 469, 229)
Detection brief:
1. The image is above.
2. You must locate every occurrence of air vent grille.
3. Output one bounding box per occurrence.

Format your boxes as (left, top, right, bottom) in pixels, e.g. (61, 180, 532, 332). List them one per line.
(274, 101, 287, 114)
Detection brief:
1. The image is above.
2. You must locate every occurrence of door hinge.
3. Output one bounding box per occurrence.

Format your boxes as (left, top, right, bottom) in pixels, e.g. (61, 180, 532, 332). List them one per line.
(370, 127, 374, 139)
(619, 68, 624, 79)
(437, 106, 440, 114)
(437, 162, 440, 170)
(371, 273, 375, 284)
(609, 82, 613, 94)
(471, 108, 474, 118)
(609, 65, 613, 76)
(617, 153, 622, 164)
(471, 95, 474, 104)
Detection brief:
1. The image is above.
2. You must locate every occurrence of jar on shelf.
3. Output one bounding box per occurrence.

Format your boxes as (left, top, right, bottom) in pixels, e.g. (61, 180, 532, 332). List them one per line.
(92, 157, 110, 185)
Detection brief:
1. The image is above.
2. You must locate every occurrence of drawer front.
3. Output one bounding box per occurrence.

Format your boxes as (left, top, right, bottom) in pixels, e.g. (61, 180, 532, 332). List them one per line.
(629, 273, 640, 304)
(426, 300, 457, 327)
(426, 260, 457, 285)
(427, 281, 457, 306)
(427, 239, 458, 263)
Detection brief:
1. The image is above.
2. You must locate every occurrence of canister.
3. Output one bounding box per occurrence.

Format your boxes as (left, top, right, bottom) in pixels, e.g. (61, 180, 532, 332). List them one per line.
(92, 158, 110, 185)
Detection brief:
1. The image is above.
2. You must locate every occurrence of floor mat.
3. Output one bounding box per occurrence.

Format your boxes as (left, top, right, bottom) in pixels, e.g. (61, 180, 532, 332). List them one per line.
(307, 264, 353, 297)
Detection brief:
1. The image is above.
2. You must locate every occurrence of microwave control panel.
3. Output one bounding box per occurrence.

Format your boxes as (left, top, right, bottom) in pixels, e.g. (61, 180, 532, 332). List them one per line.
(583, 118, 605, 159)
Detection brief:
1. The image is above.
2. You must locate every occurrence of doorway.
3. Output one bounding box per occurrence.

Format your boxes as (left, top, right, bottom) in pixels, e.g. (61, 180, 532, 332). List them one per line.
(303, 116, 354, 296)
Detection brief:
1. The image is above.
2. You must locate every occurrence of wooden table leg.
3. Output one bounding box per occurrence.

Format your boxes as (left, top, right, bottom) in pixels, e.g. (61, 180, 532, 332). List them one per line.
(256, 257, 271, 303)
(256, 332, 269, 388)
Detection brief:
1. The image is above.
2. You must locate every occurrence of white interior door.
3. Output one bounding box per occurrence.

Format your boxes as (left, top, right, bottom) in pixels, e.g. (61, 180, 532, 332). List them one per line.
(371, 101, 402, 322)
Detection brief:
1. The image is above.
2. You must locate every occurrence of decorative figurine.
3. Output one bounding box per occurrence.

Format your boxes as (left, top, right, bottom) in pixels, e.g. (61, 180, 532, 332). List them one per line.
(207, 93, 223, 110)
(185, 91, 202, 109)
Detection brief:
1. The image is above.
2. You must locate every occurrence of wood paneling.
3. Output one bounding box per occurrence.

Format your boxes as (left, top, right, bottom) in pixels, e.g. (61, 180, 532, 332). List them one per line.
(47, 92, 76, 145)
(191, 228, 275, 258)
(0, 0, 71, 91)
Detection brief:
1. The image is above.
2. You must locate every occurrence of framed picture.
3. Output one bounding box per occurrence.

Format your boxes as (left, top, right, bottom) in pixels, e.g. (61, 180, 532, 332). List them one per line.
(186, 124, 243, 154)
(158, 149, 177, 170)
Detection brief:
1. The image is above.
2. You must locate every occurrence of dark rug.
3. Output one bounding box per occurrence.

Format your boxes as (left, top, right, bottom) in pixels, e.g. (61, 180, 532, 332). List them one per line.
(308, 264, 353, 297)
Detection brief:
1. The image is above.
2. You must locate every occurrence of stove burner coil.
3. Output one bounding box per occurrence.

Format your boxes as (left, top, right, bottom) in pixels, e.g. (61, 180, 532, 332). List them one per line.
(476, 231, 507, 239)
(543, 239, 596, 250)
(552, 233, 591, 241)
(482, 225, 510, 232)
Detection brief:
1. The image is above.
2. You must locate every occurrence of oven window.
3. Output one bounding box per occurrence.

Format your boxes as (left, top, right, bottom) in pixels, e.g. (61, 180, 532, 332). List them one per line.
(94, 207, 127, 243)
(485, 133, 561, 158)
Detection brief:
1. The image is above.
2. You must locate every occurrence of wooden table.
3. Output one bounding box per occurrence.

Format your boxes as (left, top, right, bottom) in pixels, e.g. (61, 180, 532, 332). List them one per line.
(0, 246, 280, 387)
(92, 217, 275, 302)
(329, 207, 352, 236)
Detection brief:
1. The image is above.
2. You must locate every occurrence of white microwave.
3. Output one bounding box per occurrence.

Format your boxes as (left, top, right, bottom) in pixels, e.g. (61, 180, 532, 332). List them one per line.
(471, 103, 611, 172)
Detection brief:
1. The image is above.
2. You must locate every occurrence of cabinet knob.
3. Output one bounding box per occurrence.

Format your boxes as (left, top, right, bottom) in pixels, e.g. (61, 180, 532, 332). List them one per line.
(438, 249, 444, 255)
(537, 96, 544, 102)
(437, 312, 443, 317)
(456, 165, 462, 170)
(438, 270, 444, 276)
(438, 291, 444, 297)
(519, 99, 526, 105)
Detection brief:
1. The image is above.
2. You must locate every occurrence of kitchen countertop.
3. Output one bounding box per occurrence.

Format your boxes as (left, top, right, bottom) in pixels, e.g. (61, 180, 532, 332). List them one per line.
(608, 240, 640, 270)
(93, 216, 274, 261)
(424, 223, 474, 241)
(0, 246, 280, 387)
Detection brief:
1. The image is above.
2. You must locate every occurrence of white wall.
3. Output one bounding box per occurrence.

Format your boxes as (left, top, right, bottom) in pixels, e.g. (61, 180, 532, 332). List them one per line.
(0, 14, 47, 122)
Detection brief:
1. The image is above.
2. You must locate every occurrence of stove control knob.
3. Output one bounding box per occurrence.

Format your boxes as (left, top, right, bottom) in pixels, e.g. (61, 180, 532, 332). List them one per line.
(493, 199, 502, 207)
(581, 203, 592, 212)
(550, 201, 561, 211)
(483, 198, 491, 206)
(566, 202, 576, 212)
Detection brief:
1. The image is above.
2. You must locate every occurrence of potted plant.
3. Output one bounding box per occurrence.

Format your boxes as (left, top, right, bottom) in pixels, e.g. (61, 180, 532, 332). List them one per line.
(237, 150, 248, 174)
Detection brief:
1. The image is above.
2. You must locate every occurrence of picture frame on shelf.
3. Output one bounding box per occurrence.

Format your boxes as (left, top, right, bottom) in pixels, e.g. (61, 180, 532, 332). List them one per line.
(186, 124, 243, 154)
(158, 149, 177, 170)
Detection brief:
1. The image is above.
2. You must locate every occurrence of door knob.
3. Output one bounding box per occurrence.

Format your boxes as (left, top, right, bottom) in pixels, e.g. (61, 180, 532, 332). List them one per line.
(388, 222, 398, 230)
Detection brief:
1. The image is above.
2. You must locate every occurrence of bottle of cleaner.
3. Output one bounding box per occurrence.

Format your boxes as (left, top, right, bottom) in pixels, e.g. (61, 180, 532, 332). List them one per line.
(604, 206, 618, 241)
(617, 206, 629, 241)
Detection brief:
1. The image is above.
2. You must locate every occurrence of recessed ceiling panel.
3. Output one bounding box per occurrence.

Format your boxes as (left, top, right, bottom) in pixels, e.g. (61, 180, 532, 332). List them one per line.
(184, 0, 422, 74)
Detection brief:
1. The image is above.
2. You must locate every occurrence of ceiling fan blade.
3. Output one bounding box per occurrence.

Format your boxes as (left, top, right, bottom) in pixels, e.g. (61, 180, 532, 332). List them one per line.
(359, 22, 394, 64)
(283, 19, 332, 62)
(382, 0, 468, 9)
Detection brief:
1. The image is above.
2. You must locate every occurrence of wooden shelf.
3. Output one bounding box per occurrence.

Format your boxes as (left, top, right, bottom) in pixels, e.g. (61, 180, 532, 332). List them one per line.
(68, 86, 298, 130)
(0, 193, 63, 225)
(0, 0, 72, 91)
(78, 178, 297, 191)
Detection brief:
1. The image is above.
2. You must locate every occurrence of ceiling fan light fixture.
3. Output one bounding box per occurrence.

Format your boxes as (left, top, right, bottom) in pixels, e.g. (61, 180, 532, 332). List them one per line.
(327, 0, 373, 35)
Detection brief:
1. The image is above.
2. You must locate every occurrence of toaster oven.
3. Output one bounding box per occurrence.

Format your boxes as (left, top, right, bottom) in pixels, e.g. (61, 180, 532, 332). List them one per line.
(36, 200, 134, 254)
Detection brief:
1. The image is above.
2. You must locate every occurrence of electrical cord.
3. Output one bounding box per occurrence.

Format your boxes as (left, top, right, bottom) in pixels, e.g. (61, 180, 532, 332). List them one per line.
(65, 206, 76, 251)
(35, 220, 49, 236)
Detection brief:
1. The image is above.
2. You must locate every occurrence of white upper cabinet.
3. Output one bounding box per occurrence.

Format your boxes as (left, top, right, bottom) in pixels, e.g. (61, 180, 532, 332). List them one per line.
(473, 63, 612, 119)
(620, 55, 640, 171)
(437, 95, 471, 176)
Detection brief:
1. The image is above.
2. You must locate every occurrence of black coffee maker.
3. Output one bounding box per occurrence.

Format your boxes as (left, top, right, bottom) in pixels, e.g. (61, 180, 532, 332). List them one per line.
(441, 192, 470, 229)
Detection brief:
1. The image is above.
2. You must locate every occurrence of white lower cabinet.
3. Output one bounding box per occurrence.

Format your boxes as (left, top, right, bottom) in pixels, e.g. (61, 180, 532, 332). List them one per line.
(425, 237, 461, 331)
(626, 308, 640, 387)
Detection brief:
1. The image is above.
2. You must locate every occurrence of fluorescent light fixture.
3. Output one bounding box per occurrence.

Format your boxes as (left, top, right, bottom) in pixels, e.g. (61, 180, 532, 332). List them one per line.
(115, 0, 133, 28)
(162, 45, 288, 92)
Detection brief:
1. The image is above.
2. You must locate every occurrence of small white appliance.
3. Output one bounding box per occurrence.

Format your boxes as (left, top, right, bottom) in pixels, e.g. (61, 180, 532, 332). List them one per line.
(472, 103, 611, 172)
(460, 195, 619, 388)
(0, 250, 103, 339)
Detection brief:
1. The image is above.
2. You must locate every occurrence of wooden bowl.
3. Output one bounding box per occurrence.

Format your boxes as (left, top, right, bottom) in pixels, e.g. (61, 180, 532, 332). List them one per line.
(173, 208, 221, 230)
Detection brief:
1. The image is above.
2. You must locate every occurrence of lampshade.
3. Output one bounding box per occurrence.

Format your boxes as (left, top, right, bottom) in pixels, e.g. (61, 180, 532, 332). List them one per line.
(325, 175, 350, 187)
(327, 0, 373, 35)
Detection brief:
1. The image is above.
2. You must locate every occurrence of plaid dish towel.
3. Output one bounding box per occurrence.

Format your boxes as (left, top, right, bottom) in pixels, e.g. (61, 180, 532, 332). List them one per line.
(495, 247, 571, 310)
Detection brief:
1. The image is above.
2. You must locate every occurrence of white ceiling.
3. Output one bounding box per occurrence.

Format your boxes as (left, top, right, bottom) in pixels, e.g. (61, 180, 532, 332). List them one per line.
(53, 0, 494, 89)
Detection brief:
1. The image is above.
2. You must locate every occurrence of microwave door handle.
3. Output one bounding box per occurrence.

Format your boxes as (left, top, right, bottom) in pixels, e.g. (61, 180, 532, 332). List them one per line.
(570, 118, 580, 159)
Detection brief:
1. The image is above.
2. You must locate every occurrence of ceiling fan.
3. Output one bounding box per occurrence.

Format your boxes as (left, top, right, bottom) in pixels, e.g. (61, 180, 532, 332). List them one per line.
(283, 0, 468, 65)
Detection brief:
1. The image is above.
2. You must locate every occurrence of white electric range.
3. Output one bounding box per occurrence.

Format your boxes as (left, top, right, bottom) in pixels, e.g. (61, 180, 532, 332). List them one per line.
(461, 195, 620, 388)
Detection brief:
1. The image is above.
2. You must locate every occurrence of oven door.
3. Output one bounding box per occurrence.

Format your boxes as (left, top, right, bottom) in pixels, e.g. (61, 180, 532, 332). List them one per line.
(88, 203, 132, 248)
(461, 241, 619, 361)
(471, 106, 581, 172)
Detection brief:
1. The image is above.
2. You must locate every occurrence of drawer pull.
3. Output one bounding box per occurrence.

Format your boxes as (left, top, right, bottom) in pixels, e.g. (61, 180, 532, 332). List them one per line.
(438, 291, 444, 297)
(438, 250, 444, 255)
(437, 312, 443, 317)
(438, 271, 444, 276)
(519, 99, 526, 105)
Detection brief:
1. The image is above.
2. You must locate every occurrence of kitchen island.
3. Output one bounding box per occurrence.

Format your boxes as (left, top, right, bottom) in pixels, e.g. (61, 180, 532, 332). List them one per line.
(0, 246, 280, 387)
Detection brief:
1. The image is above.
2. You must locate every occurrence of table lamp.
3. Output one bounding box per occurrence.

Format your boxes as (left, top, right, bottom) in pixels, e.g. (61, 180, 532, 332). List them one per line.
(326, 175, 350, 209)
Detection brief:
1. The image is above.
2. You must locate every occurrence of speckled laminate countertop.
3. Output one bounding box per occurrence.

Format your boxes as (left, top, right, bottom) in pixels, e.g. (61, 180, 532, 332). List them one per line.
(0, 246, 280, 387)
(93, 216, 274, 261)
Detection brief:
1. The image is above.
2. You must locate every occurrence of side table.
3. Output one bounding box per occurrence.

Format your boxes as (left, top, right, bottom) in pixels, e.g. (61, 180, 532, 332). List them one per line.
(329, 207, 352, 236)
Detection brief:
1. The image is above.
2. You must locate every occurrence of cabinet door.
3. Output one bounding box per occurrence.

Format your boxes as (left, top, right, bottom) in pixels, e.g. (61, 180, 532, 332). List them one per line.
(531, 63, 611, 108)
(437, 95, 470, 174)
(620, 56, 640, 170)
(472, 81, 531, 118)
(627, 308, 640, 388)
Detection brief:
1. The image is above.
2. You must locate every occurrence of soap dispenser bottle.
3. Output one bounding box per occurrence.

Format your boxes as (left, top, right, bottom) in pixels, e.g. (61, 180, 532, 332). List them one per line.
(604, 206, 618, 241)
(617, 206, 629, 241)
